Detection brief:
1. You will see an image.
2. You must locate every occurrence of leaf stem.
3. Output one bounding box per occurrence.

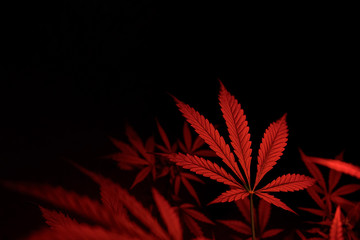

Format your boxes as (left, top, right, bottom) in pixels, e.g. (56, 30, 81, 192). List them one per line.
(250, 193, 256, 240)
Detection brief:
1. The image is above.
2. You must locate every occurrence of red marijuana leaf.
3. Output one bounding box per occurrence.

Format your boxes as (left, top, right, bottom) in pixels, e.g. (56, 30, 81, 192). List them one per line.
(167, 81, 314, 214)
(300, 150, 360, 218)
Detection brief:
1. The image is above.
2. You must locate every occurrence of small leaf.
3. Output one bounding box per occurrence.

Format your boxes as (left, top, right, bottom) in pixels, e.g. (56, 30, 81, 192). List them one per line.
(130, 166, 152, 189)
(183, 122, 192, 151)
(156, 119, 172, 152)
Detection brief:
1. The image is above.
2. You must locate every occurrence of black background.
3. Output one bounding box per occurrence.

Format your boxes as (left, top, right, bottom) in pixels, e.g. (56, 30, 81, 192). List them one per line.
(1, 1, 358, 239)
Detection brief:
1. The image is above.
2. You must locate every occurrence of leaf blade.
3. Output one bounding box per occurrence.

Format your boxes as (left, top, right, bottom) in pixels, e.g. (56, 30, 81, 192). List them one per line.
(167, 153, 242, 188)
(255, 192, 296, 214)
(329, 206, 344, 240)
(208, 188, 249, 205)
(259, 174, 315, 193)
(311, 157, 360, 179)
(254, 114, 288, 189)
(219, 81, 252, 184)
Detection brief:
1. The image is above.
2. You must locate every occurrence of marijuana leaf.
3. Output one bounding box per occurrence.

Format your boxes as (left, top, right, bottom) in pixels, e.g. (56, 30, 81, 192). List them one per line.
(167, 81, 315, 215)
(300, 150, 360, 217)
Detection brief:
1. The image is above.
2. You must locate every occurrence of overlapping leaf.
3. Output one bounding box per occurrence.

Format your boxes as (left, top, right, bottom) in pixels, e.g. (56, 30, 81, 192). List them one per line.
(173, 96, 246, 185)
(300, 150, 360, 218)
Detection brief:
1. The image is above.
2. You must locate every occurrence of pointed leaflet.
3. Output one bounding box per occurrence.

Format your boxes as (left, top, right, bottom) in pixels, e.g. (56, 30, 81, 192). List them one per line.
(181, 175, 201, 205)
(152, 188, 182, 240)
(167, 153, 242, 188)
(329, 151, 344, 193)
(254, 114, 288, 189)
(255, 192, 296, 214)
(259, 174, 315, 192)
(332, 184, 360, 196)
(261, 229, 284, 238)
(219, 81, 252, 184)
(298, 207, 326, 217)
(181, 207, 214, 225)
(130, 166, 152, 189)
(125, 125, 151, 161)
(310, 157, 360, 179)
(306, 186, 326, 210)
(173, 96, 246, 185)
(330, 206, 344, 240)
(183, 121, 192, 151)
(208, 188, 249, 205)
(156, 119, 172, 152)
(299, 149, 327, 191)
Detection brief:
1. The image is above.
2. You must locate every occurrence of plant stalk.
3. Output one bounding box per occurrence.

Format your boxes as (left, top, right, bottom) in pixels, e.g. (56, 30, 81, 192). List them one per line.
(250, 193, 256, 240)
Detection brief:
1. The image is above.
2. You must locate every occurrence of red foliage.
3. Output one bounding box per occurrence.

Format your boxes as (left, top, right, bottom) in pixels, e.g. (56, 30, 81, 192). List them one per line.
(169, 81, 315, 214)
